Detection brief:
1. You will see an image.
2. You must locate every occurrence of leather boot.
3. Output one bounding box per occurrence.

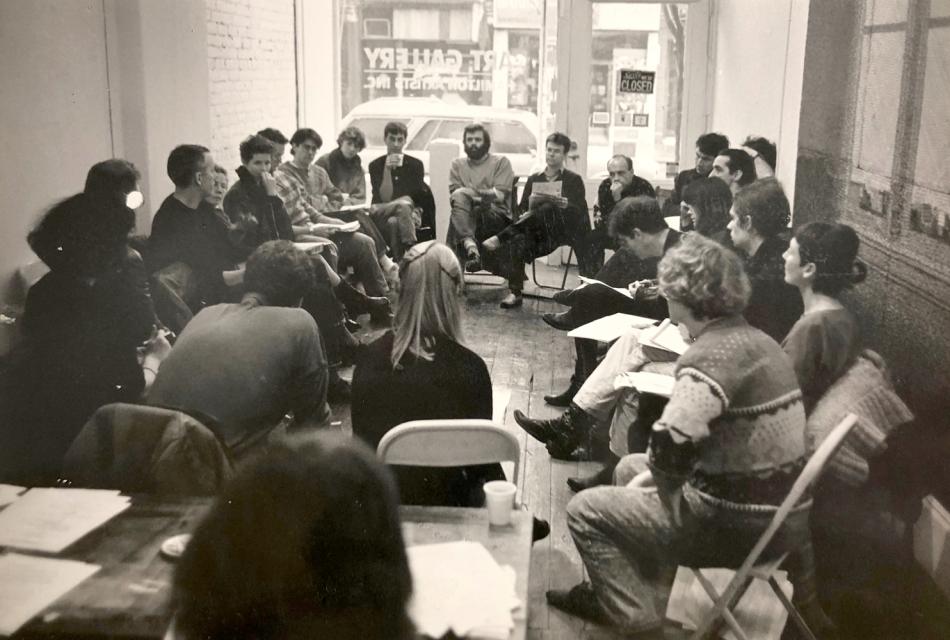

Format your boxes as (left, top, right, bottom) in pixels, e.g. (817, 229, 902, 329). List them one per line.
(513, 403, 593, 461)
(335, 279, 390, 317)
(544, 379, 581, 407)
(567, 453, 620, 493)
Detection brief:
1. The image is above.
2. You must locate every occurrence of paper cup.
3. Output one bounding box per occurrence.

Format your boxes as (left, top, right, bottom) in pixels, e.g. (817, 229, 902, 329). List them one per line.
(483, 480, 517, 526)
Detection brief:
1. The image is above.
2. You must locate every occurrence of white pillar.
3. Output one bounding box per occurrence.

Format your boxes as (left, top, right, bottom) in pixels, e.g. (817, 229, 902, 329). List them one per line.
(492, 30, 509, 108)
(429, 139, 462, 244)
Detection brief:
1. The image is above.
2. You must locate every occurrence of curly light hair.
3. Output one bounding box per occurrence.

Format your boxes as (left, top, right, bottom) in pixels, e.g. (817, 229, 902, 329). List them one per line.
(658, 233, 750, 320)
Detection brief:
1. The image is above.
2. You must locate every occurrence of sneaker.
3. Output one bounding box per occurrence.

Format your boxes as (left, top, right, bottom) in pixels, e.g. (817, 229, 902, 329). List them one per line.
(500, 291, 523, 309)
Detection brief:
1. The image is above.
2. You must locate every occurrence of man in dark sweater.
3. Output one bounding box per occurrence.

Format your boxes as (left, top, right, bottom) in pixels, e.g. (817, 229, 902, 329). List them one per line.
(148, 145, 245, 330)
(583, 155, 656, 273)
(149, 240, 330, 457)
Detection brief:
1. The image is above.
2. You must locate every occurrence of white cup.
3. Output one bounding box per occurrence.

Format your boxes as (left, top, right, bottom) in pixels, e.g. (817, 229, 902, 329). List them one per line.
(483, 480, 517, 526)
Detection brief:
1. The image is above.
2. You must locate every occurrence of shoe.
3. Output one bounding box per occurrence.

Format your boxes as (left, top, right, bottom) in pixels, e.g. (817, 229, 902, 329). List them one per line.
(542, 310, 577, 331)
(513, 403, 592, 460)
(531, 517, 550, 543)
(500, 291, 523, 309)
(567, 458, 619, 493)
(546, 583, 610, 626)
(544, 380, 581, 407)
(344, 317, 361, 333)
(552, 288, 574, 306)
(464, 246, 482, 273)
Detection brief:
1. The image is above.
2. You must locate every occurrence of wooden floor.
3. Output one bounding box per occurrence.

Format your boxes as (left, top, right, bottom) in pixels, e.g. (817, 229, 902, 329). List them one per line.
(333, 263, 688, 639)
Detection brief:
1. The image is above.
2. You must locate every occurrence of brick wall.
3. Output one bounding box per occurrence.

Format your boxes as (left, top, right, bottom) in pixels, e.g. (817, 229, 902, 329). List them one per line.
(206, 0, 298, 174)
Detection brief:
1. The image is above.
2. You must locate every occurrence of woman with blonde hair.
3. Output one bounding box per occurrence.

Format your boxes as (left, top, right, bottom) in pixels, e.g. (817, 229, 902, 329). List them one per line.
(352, 240, 504, 506)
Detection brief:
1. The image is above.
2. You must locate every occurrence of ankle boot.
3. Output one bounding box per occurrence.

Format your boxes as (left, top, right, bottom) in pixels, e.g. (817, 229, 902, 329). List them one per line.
(335, 279, 389, 317)
(567, 454, 619, 493)
(544, 379, 581, 407)
(513, 403, 593, 461)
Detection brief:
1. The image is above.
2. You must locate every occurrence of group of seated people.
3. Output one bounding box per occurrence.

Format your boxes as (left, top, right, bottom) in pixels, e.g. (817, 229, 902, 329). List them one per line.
(0, 119, 908, 638)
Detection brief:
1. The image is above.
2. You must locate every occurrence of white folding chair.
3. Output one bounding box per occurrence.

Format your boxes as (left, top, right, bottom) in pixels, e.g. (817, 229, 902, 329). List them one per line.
(688, 413, 860, 640)
(376, 419, 520, 486)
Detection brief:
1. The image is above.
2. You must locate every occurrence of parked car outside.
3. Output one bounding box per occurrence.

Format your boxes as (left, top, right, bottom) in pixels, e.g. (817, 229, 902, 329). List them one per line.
(340, 97, 542, 178)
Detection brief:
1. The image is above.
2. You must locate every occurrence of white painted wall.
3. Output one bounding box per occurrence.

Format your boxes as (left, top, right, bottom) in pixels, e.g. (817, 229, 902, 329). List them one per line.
(0, 0, 114, 325)
(299, 0, 340, 139)
(708, 0, 809, 203)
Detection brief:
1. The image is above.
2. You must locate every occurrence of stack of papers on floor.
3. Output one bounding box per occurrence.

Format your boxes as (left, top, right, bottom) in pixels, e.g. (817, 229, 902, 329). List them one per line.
(639, 319, 691, 356)
(614, 371, 677, 398)
(407, 541, 520, 639)
(0, 488, 130, 553)
(567, 312, 656, 342)
(0, 553, 100, 635)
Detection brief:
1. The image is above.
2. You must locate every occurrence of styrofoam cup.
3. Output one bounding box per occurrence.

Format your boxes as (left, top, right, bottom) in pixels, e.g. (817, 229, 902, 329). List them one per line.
(483, 480, 517, 526)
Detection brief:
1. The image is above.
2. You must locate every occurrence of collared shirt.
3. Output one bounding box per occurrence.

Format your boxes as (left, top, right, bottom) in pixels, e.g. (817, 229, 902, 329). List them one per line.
(274, 161, 344, 225)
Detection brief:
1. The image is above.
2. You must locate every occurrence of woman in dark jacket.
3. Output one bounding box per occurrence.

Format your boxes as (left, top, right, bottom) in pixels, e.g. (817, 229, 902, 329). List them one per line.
(352, 240, 504, 506)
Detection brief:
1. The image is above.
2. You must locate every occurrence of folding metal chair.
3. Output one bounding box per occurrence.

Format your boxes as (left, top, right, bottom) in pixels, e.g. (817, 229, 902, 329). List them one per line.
(688, 413, 859, 640)
(377, 419, 520, 486)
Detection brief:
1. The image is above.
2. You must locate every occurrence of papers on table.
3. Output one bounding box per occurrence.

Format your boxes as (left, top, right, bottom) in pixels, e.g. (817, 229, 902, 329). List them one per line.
(0, 484, 26, 508)
(0, 489, 130, 553)
(568, 312, 657, 342)
(0, 553, 100, 635)
(614, 371, 677, 398)
(640, 318, 691, 356)
(407, 541, 520, 639)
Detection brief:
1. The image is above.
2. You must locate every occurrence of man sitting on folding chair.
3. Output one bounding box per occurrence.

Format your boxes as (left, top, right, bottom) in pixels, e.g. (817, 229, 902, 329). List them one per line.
(482, 132, 593, 280)
(546, 235, 831, 637)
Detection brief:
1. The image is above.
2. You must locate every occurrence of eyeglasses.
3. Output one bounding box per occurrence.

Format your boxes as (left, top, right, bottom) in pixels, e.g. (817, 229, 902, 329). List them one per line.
(400, 240, 462, 285)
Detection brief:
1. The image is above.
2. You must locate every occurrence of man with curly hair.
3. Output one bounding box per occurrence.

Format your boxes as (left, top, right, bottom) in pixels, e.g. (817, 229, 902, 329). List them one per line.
(148, 240, 330, 457)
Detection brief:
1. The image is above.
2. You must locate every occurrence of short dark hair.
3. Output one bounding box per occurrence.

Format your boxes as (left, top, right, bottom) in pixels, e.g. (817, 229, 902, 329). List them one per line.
(719, 148, 757, 186)
(257, 127, 288, 145)
(794, 222, 867, 296)
(608, 196, 667, 238)
(28, 193, 132, 275)
(173, 433, 413, 640)
(337, 126, 366, 151)
(545, 132, 571, 153)
(682, 177, 733, 239)
(290, 128, 322, 148)
(243, 240, 317, 306)
(213, 164, 228, 176)
(85, 159, 140, 203)
(743, 136, 777, 170)
(463, 122, 491, 150)
(732, 177, 791, 238)
(696, 132, 729, 157)
(167, 144, 210, 189)
(608, 154, 633, 171)
(384, 121, 408, 138)
(240, 135, 277, 164)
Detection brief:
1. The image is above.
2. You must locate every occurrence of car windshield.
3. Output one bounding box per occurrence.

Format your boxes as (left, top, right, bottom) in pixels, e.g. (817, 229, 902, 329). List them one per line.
(349, 117, 410, 147)
(486, 121, 536, 154)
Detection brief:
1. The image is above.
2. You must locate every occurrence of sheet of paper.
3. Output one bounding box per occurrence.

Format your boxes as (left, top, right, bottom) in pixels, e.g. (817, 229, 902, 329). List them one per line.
(335, 220, 361, 233)
(530, 180, 562, 197)
(0, 553, 100, 635)
(0, 484, 26, 508)
(577, 275, 633, 298)
(640, 319, 690, 356)
(614, 371, 677, 398)
(568, 312, 656, 342)
(0, 488, 130, 553)
(406, 541, 520, 639)
(337, 203, 369, 212)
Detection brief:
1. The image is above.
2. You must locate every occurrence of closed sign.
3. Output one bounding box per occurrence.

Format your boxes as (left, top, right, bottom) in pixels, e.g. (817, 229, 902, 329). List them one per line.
(618, 70, 655, 94)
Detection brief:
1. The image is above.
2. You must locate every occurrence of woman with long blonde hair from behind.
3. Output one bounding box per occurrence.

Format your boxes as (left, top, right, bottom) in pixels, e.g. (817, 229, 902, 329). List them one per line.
(351, 240, 504, 506)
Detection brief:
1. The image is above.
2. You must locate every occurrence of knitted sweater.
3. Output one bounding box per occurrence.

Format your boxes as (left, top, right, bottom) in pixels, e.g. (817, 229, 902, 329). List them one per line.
(649, 315, 806, 506)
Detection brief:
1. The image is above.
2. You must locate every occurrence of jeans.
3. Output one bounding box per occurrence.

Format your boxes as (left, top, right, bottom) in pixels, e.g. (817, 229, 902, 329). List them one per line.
(448, 190, 526, 290)
(370, 197, 417, 259)
(336, 230, 388, 297)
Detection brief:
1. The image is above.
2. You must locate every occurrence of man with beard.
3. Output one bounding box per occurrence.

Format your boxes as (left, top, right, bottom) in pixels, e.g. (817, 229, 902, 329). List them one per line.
(448, 122, 524, 308)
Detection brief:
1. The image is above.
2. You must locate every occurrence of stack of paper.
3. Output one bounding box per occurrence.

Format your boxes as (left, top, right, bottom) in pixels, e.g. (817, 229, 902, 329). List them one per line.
(568, 312, 656, 342)
(0, 488, 130, 553)
(0, 484, 26, 508)
(614, 371, 677, 398)
(640, 319, 691, 356)
(407, 541, 520, 639)
(0, 553, 100, 635)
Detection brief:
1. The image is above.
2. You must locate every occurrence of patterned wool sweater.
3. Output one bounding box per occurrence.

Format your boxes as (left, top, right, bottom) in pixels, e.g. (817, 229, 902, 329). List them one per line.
(649, 315, 806, 506)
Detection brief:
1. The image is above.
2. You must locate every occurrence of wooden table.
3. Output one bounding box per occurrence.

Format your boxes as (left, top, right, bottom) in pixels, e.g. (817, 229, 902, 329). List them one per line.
(12, 497, 532, 640)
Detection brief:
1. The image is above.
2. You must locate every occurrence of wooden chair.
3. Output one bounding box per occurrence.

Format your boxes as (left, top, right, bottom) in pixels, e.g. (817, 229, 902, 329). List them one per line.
(687, 413, 860, 640)
(377, 419, 520, 485)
